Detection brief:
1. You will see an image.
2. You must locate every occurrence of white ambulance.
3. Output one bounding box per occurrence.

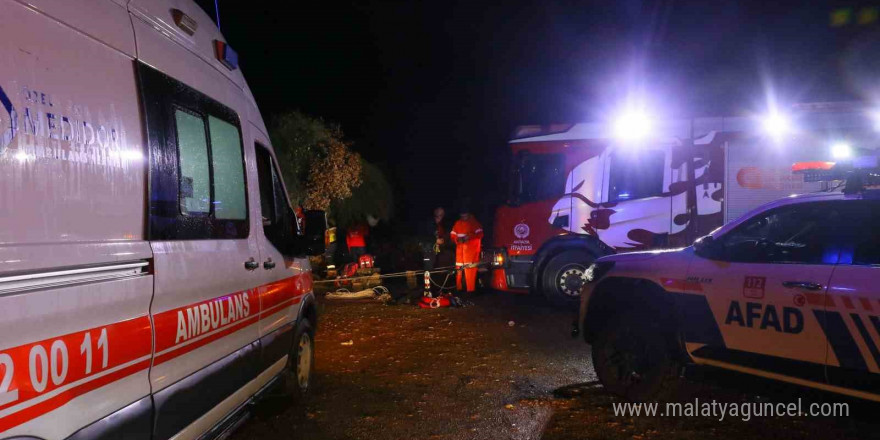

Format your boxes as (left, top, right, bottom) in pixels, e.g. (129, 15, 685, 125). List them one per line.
(0, 1, 325, 438)
(578, 160, 880, 401)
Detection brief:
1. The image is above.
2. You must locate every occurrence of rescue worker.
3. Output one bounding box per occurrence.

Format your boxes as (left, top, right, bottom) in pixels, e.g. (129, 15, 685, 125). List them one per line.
(421, 207, 449, 270)
(346, 222, 369, 260)
(451, 209, 483, 292)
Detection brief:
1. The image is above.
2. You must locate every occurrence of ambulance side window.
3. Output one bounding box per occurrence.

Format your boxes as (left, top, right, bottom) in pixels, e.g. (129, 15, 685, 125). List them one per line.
(175, 109, 211, 214)
(208, 116, 247, 220)
(255, 144, 296, 255)
(139, 62, 249, 240)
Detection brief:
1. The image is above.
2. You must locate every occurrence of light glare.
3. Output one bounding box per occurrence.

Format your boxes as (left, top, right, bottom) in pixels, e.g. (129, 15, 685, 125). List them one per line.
(613, 111, 652, 141)
(831, 142, 852, 160)
(761, 112, 791, 140)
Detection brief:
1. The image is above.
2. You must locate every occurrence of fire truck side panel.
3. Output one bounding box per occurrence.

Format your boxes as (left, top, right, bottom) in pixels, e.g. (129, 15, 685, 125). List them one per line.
(724, 135, 827, 223)
(0, 1, 154, 438)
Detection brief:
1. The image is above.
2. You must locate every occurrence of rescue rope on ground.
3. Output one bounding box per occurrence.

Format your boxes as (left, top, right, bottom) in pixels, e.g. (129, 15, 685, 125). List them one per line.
(326, 285, 393, 300)
(313, 263, 486, 285)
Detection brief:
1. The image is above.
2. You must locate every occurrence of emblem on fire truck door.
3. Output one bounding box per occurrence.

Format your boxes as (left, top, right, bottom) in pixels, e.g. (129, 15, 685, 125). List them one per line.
(0, 85, 16, 155)
(514, 223, 530, 239)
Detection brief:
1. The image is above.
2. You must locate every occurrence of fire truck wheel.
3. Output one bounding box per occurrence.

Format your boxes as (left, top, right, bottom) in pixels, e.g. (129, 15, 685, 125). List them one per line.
(592, 310, 679, 401)
(541, 250, 594, 305)
(283, 318, 315, 399)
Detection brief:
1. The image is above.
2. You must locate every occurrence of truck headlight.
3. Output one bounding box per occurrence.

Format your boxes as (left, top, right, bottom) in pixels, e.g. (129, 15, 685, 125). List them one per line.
(481, 248, 508, 268)
(585, 261, 614, 283)
(584, 263, 597, 282)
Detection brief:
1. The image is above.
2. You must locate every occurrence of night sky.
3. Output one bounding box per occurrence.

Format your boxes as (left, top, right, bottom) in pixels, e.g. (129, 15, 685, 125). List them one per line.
(198, 0, 878, 230)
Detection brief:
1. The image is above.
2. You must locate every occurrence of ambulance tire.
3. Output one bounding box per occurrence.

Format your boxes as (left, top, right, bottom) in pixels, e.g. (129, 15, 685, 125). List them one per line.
(592, 309, 680, 401)
(283, 318, 315, 400)
(541, 250, 594, 306)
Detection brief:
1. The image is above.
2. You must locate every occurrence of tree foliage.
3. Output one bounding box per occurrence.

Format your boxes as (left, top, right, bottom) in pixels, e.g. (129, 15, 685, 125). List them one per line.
(304, 136, 362, 211)
(331, 159, 394, 227)
(269, 111, 331, 203)
(269, 110, 392, 225)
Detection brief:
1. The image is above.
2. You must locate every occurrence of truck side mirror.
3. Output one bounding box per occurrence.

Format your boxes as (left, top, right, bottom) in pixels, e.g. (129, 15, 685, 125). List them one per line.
(302, 210, 327, 256)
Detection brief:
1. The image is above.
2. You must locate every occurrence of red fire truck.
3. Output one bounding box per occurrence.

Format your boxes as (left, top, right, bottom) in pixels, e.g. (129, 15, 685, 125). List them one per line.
(486, 103, 879, 304)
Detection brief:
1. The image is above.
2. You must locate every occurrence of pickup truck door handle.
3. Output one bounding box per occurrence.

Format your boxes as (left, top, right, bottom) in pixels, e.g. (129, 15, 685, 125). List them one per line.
(782, 281, 823, 291)
(263, 259, 276, 270)
(244, 258, 259, 271)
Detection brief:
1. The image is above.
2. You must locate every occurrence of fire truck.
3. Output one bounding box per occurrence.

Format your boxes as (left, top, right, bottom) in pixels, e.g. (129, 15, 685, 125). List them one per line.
(486, 103, 879, 304)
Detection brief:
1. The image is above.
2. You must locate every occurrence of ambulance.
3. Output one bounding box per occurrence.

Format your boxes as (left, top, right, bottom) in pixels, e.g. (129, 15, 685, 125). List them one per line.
(0, 1, 325, 438)
(577, 157, 880, 401)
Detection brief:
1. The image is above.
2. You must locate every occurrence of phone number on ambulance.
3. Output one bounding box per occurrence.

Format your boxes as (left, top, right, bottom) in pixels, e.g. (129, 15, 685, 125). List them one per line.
(0, 317, 151, 413)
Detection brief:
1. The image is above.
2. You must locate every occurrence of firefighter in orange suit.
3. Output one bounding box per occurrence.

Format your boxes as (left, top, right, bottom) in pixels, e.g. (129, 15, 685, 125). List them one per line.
(451, 210, 483, 292)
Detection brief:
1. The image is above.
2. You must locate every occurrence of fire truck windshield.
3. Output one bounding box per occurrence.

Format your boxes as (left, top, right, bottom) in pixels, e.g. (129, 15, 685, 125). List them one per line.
(512, 151, 565, 204)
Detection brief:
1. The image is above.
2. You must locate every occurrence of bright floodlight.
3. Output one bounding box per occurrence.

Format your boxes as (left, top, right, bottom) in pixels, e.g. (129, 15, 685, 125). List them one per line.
(613, 111, 652, 141)
(831, 142, 852, 160)
(761, 112, 791, 140)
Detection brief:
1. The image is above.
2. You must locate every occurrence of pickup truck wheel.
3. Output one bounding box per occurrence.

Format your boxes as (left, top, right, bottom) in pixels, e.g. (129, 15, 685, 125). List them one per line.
(283, 318, 315, 399)
(592, 310, 678, 401)
(541, 250, 594, 306)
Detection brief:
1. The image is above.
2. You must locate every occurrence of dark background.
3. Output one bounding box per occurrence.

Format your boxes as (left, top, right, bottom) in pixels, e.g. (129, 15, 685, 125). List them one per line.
(197, 0, 879, 232)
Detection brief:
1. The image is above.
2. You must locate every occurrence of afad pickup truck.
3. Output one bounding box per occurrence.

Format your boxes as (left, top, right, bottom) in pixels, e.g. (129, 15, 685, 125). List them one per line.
(578, 158, 880, 401)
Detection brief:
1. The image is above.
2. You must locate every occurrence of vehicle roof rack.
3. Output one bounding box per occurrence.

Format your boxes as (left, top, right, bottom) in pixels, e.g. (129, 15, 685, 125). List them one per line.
(793, 154, 880, 195)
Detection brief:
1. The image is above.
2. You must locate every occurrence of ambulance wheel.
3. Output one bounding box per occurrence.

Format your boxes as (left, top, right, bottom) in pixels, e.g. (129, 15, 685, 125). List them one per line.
(541, 250, 593, 306)
(592, 310, 679, 401)
(283, 318, 315, 399)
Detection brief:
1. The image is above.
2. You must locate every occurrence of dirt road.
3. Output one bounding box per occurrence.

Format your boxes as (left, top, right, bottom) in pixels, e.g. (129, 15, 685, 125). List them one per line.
(229, 282, 875, 440)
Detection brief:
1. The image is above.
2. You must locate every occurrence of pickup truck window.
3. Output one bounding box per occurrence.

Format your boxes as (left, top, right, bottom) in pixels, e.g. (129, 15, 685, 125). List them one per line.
(719, 201, 846, 264)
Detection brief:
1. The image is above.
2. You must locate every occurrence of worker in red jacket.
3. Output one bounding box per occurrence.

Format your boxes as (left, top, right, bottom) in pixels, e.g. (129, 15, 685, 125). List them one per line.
(451, 209, 483, 292)
(346, 222, 369, 260)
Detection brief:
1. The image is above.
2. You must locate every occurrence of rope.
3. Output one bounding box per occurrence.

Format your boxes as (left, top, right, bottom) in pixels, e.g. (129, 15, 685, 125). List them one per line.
(313, 262, 486, 285)
(428, 270, 457, 291)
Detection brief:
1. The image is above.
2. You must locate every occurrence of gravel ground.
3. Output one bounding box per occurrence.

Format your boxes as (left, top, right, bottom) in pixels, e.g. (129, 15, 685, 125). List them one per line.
(229, 281, 878, 440)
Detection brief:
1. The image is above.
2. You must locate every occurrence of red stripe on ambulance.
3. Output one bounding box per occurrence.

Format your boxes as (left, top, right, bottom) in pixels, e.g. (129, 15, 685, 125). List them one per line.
(153, 289, 259, 354)
(0, 273, 311, 432)
(153, 273, 310, 365)
(0, 316, 152, 432)
(259, 273, 311, 314)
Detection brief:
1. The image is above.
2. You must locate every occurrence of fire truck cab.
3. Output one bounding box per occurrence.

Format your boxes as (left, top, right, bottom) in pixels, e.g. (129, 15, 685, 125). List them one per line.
(488, 105, 877, 304)
(0, 1, 323, 438)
